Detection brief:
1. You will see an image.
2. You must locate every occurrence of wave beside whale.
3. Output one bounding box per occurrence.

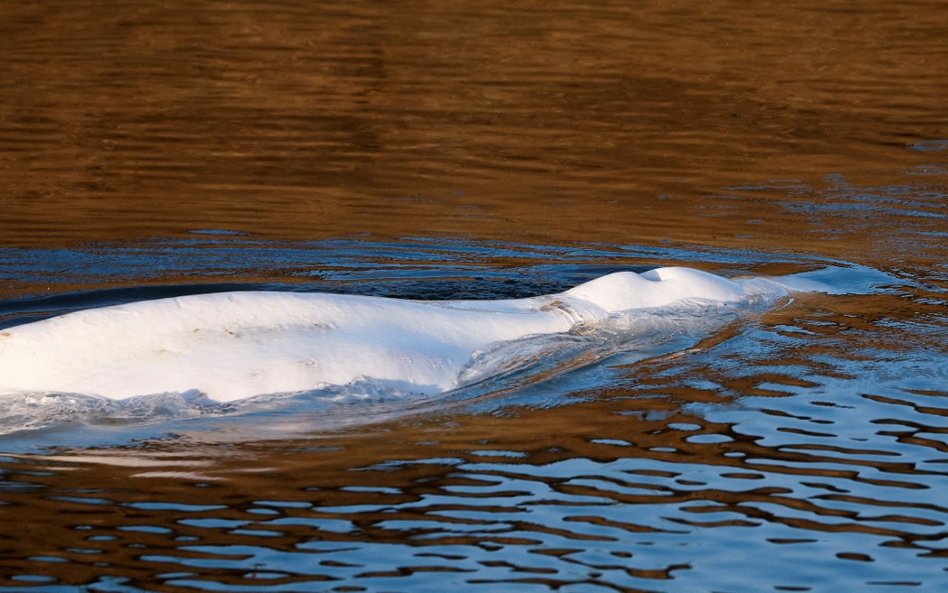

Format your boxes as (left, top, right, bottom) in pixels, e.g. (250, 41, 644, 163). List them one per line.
(0, 267, 813, 404)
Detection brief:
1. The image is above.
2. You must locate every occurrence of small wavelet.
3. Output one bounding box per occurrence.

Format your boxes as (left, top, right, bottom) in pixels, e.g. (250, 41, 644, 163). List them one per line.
(0, 391, 222, 436)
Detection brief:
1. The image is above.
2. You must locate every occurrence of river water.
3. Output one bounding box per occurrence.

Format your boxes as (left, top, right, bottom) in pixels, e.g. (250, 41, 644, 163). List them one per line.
(0, 1, 946, 591)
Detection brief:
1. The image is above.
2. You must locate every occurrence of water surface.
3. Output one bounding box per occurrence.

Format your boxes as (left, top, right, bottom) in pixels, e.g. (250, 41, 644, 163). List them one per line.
(0, 0, 946, 591)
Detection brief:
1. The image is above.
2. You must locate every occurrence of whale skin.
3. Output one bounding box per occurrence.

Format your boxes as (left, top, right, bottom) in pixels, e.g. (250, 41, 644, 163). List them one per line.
(0, 268, 788, 402)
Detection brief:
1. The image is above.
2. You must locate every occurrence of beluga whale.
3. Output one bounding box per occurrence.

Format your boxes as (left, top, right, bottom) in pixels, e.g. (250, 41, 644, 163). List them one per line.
(0, 267, 800, 404)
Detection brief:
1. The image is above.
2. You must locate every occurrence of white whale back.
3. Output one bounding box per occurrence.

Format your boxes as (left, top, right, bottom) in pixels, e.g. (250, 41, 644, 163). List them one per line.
(564, 267, 748, 311)
(0, 268, 788, 403)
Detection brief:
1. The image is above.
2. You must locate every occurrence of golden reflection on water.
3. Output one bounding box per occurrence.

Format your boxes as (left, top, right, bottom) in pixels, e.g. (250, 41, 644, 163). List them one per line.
(1, 0, 945, 260)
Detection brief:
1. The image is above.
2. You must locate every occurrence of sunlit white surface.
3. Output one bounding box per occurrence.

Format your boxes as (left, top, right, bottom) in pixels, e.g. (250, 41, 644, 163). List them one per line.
(0, 268, 802, 403)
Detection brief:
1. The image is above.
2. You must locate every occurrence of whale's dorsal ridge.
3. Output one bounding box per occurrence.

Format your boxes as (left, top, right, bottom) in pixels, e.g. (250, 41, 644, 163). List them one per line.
(563, 267, 747, 313)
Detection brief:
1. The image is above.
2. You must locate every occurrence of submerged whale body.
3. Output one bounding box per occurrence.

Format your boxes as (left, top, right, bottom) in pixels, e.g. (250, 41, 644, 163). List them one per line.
(0, 268, 794, 403)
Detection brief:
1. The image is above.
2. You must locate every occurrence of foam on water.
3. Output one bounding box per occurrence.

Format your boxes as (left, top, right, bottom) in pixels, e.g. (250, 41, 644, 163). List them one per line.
(0, 266, 848, 436)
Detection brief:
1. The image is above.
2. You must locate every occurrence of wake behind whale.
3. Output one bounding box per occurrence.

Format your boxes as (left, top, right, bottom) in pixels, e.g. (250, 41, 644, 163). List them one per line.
(0, 267, 823, 435)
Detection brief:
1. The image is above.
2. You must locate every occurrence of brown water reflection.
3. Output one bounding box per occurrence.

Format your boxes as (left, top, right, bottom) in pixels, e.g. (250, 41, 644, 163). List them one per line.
(1, 378, 944, 591)
(1, 0, 945, 259)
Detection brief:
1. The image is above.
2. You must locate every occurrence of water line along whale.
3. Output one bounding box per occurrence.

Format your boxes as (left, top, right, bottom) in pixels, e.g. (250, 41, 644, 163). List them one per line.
(0, 267, 795, 403)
